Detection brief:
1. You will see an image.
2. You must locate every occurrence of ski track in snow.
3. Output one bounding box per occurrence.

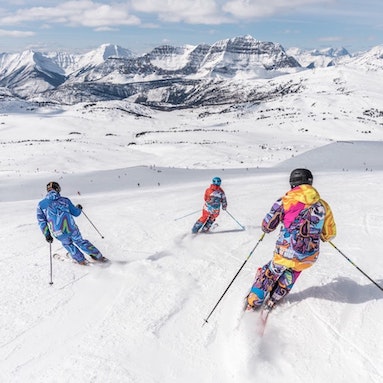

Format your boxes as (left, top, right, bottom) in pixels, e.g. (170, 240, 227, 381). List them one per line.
(1, 99, 383, 382)
(2, 173, 383, 383)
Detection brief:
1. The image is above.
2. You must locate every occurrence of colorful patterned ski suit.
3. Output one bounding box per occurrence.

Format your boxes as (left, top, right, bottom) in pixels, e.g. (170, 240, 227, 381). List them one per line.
(192, 184, 227, 233)
(248, 184, 336, 307)
(37, 190, 103, 263)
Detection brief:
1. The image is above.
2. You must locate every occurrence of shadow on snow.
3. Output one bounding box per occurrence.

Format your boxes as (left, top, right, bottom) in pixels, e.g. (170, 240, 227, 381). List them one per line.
(288, 276, 383, 304)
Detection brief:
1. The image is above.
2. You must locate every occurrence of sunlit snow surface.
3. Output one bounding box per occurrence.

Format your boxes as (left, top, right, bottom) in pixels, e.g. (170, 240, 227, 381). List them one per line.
(1, 65, 383, 383)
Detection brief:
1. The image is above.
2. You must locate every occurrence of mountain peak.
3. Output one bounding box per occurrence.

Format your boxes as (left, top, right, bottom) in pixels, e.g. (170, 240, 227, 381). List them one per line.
(97, 43, 134, 60)
(201, 36, 299, 77)
(1, 36, 382, 105)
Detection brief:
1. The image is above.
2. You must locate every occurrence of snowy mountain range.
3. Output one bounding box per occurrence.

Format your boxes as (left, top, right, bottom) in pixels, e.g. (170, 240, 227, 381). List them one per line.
(0, 35, 382, 108)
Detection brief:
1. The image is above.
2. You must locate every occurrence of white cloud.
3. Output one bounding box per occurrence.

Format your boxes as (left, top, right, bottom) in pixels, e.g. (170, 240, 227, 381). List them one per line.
(130, 0, 334, 23)
(0, 29, 35, 37)
(94, 26, 119, 32)
(0, 0, 380, 30)
(130, 0, 231, 24)
(0, 1, 141, 28)
(223, 0, 335, 19)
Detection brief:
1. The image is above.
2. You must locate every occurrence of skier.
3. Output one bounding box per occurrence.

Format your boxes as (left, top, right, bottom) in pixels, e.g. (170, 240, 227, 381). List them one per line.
(192, 177, 227, 233)
(37, 181, 107, 265)
(246, 169, 336, 311)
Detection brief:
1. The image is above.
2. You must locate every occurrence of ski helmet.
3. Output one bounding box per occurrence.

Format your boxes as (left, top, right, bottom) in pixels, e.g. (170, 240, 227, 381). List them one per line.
(289, 169, 313, 188)
(46, 181, 61, 193)
(212, 177, 222, 186)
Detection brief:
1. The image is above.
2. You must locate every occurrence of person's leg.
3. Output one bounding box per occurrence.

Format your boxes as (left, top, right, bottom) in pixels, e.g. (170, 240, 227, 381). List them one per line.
(192, 220, 204, 233)
(270, 269, 302, 303)
(59, 235, 87, 263)
(71, 229, 103, 259)
(192, 210, 210, 233)
(201, 212, 218, 232)
(247, 261, 286, 308)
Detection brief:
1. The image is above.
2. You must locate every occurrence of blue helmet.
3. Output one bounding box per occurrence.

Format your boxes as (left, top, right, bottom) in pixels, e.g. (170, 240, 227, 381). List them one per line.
(212, 177, 221, 186)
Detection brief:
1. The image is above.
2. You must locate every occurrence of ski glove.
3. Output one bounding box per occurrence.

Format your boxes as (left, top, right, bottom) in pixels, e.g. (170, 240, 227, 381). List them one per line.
(76, 204, 83, 210)
(45, 234, 53, 243)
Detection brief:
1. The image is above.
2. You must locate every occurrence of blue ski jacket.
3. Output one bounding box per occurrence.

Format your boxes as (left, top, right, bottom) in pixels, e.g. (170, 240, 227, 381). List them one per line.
(37, 190, 82, 238)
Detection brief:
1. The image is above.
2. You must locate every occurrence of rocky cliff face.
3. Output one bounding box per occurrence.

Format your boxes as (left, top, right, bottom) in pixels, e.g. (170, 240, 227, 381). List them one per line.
(0, 36, 381, 108)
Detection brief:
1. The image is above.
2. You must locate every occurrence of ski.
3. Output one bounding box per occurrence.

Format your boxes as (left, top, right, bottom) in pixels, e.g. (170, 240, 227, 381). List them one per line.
(258, 298, 277, 335)
(199, 222, 218, 233)
(243, 294, 275, 336)
(191, 222, 218, 235)
(53, 252, 73, 262)
(204, 222, 219, 232)
(258, 305, 271, 336)
(53, 252, 110, 266)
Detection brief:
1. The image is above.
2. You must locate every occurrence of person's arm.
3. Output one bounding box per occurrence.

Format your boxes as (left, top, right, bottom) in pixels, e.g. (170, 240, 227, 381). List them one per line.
(204, 187, 211, 202)
(68, 199, 82, 217)
(262, 198, 283, 233)
(221, 190, 227, 210)
(36, 203, 52, 242)
(320, 199, 337, 241)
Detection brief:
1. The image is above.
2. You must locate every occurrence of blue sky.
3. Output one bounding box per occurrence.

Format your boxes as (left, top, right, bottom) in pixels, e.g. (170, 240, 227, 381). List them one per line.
(0, 0, 381, 54)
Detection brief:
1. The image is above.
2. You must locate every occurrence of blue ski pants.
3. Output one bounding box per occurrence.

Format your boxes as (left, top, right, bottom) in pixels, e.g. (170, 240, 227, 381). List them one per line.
(57, 228, 102, 262)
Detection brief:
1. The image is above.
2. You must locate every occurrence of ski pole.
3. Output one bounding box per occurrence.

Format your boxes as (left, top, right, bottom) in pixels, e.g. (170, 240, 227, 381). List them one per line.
(49, 242, 53, 285)
(203, 232, 266, 325)
(225, 210, 245, 230)
(82, 209, 105, 239)
(329, 241, 383, 292)
(174, 209, 200, 221)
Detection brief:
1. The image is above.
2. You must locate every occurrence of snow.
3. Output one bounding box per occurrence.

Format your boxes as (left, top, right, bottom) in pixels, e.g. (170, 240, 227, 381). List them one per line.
(150, 45, 196, 70)
(286, 47, 351, 68)
(1, 76, 383, 383)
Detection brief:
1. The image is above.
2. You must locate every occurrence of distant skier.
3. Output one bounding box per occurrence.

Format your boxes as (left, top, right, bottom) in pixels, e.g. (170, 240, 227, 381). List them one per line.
(246, 169, 336, 311)
(192, 177, 227, 233)
(37, 181, 107, 265)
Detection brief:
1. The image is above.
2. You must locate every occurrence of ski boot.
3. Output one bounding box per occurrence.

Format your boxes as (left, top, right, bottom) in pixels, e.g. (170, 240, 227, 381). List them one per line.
(192, 221, 203, 234)
(90, 255, 109, 263)
(201, 218, 215, 233)
(245, 287, 265, 311)
(263, 298, 276, 313)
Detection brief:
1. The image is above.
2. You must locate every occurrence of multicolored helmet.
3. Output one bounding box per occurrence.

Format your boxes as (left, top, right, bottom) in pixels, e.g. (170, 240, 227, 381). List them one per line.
(212, 177, 222, 186)
(46, 181, 61, 193)
(289, 169, 313, 188)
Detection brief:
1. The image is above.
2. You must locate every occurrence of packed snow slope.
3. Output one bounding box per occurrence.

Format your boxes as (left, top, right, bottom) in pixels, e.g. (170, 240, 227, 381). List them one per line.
(1, 74, 383, 382)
